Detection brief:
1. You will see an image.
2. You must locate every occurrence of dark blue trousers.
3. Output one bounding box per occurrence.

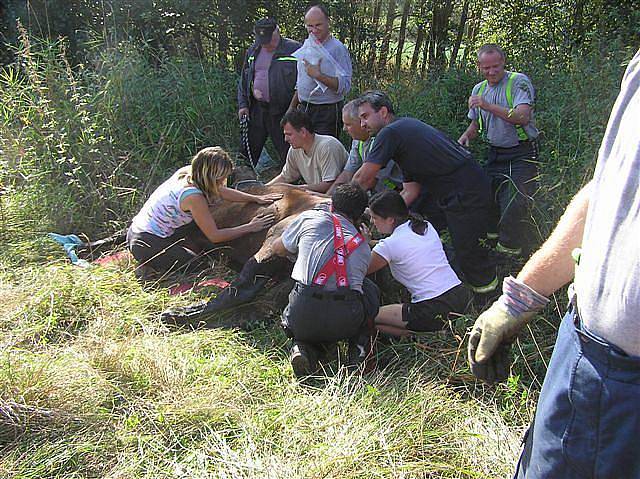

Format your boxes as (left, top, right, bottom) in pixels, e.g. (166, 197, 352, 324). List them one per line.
(515, 307, 640, 478)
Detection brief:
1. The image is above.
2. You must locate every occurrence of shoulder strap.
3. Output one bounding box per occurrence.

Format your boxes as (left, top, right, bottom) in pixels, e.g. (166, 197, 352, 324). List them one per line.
(477, 80, 488, 140)
(506, 72, 529, 141)
(312, 214, 365, 288)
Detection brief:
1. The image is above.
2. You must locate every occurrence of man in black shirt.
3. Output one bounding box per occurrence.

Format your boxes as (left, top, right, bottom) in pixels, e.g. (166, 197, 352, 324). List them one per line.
(353, 90, 497, 293)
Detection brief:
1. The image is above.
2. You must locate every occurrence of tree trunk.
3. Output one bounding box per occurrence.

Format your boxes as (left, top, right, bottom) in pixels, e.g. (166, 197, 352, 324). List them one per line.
(460, 3, 482, 68)
(377, 0, 398, 74)
(394, 0, 413, 76)
(421, 36, 430, 76)
(367, 0, 383, 72)
(570, 0, 586, 49)
(429, 0, 452, 72)
(449, 0, 469, 69)
(410, 0, 430, 74)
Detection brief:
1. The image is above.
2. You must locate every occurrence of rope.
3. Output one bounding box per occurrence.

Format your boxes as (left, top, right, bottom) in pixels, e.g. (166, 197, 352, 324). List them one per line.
(239, 115, 260, 181)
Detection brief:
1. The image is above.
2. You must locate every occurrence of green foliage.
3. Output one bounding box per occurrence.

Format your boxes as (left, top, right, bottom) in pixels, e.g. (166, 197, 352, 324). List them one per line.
(0, 32, 239, 266)
(0, 11, 637, 477)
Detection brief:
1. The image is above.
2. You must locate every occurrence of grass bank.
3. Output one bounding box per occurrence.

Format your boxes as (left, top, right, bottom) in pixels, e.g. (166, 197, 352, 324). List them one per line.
(1, 261, 520, 478)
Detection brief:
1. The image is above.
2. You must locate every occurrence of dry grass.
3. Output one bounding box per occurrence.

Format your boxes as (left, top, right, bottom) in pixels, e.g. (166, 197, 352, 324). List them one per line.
(0, 261, 523, 478)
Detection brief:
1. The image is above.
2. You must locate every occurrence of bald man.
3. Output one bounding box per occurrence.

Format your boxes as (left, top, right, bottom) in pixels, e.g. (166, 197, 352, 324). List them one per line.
(288, 4, 352, 139)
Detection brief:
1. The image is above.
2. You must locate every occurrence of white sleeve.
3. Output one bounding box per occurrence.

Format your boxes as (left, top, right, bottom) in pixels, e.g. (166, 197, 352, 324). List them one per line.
(372, 236, 395, 264)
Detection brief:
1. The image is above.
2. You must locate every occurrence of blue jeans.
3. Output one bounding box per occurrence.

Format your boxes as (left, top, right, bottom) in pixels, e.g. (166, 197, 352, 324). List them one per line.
(515, 307, 640, 478)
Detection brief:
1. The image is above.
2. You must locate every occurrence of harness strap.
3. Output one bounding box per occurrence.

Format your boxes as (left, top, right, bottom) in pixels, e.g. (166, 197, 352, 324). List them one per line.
(312, 213, 365, 288)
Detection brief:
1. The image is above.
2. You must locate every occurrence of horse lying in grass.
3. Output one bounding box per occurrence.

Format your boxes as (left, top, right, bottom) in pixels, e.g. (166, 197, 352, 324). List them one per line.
(161, 182, 330, 323)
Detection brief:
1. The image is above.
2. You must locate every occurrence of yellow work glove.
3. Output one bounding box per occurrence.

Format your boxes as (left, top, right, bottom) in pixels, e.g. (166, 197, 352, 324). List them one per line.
(467, 302, 533, 383)
(467, 276, 549, 383)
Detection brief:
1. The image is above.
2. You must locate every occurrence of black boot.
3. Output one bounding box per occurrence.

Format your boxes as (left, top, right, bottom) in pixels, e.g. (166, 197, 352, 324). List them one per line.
(160, 256, 290, 324)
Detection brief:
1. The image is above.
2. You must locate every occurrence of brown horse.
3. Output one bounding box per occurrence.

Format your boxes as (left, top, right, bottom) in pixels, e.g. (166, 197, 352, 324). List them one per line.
(162, 183, 330, 323)
(207, 183, 329, 264)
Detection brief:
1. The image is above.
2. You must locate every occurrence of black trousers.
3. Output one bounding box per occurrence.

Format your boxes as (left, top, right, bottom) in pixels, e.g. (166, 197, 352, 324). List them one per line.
(439, 191, 495, 288)
(281, 278, 380, 344)
(410, 187, 447, 233)
(486, 140, 540, 254)
(415, 164, 496, 289)
(241, 101, 289, 166)
(127, 223, 212, 274)
(299, 100, 344, 139)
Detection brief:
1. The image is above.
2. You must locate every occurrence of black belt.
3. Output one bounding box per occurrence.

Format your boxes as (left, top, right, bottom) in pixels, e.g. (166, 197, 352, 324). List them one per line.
(293, 281, 360, 301)
(490, 138, 538, 151)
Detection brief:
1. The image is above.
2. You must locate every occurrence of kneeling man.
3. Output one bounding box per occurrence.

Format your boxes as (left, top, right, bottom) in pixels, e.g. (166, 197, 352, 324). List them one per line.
(272, 184, 380, 376)
(267, 109, 347, 193)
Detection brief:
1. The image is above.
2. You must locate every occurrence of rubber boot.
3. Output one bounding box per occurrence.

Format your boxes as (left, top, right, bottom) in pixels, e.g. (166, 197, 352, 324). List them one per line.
(290, 341, 318, 378)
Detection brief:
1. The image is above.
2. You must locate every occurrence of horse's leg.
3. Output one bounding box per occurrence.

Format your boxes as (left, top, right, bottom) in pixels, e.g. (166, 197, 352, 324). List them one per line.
(161, 216, 299, 324)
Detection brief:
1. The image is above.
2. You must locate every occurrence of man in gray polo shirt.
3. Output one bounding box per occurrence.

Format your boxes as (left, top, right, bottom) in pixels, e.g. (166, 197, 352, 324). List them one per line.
(468, 48, 640, 478)
(267, 109, 347, 193)
(459, 44, 540, 257)
(288, 4, 352, 139)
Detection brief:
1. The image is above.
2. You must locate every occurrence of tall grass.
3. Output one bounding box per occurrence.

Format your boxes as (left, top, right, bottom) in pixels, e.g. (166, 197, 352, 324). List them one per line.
(0, 30, 239, 266)
(0, 262, 520, 478)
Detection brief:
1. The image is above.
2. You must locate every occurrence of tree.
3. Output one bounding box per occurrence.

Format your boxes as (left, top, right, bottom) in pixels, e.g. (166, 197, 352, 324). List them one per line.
(394, 0, 413, 75)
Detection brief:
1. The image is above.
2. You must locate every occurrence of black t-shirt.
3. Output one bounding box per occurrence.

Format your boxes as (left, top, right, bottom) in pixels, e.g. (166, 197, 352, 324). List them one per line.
(366, 117, 473, 187)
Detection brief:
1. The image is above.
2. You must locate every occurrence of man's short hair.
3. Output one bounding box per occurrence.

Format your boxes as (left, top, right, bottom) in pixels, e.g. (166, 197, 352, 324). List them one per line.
(477, 44, 506, 61)
(342, 100, 359, 120)
(280, 109, 315, 134)
(355, 90, 395, 115)
(305, 3, 330, 19)
(332, 183, 368, 223)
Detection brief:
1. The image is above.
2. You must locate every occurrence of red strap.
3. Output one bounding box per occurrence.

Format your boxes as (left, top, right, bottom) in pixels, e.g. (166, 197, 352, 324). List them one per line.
(312, 214, 365, 287)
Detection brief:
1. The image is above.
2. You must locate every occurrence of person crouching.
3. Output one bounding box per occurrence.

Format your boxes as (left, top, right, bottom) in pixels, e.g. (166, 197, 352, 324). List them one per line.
(272, 183, 380, 377)
(367, 190, 471, 337)
(127, 147, 279, 278)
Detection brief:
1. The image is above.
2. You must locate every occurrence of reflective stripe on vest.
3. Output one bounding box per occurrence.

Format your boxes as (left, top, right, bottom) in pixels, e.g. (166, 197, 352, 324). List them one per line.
(357, 136, 376, 162)
(312, 213, 365, 288)
(477, 72, 528, 142)
(276, 56, 298, 61)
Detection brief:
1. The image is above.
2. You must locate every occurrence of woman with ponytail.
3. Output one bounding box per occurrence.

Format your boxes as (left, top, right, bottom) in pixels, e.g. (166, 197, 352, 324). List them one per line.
(128, 146, 280, 276)
(367, 190, 471, 337)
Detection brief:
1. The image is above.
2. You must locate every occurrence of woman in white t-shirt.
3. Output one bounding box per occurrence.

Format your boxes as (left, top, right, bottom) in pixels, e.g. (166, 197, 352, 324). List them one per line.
(128, 146, 280, 276)
(367, 190, 471, 337)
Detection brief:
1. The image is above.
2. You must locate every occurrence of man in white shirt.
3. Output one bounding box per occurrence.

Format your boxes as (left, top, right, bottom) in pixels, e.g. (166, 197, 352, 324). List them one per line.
(267, 109, 347, 193)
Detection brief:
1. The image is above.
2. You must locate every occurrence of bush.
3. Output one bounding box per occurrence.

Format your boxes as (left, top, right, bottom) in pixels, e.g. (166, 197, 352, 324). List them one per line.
(0, 32, 239, 267)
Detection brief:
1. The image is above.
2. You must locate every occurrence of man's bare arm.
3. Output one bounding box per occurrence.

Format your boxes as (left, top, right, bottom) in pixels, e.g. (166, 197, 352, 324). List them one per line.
(267, 173, 288, 186)
(352, 162, 382, 191)
(469, 95, 531, 126)
(299, 180, 334, 193)
(327, 170, 354, 195)
(518, 181, 592, 296)
(400, 182, 421, 207)
(458, 120, 479, 147)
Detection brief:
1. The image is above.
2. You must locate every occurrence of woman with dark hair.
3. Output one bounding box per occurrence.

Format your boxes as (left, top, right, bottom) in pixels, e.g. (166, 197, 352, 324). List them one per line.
(367, 190, 471, 337)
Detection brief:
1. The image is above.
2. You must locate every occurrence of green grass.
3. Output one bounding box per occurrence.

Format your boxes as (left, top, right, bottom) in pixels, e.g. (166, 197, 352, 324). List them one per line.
(1, 261, 521, 478)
